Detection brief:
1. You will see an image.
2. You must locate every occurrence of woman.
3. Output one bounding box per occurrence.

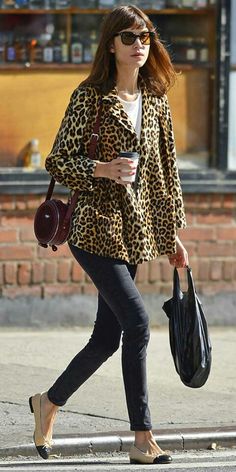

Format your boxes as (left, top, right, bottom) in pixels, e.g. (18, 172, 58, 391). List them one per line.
(29, 5, 188, 465)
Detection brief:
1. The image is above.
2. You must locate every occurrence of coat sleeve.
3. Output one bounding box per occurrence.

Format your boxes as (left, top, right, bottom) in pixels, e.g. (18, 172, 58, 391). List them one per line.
(159, 94, 187, 229)
(45, 87, 97, 191)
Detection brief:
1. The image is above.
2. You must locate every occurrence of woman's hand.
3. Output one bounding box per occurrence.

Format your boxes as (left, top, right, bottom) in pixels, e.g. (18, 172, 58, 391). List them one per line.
(168, 235, 189, 268)
(94, 158, 136, 185)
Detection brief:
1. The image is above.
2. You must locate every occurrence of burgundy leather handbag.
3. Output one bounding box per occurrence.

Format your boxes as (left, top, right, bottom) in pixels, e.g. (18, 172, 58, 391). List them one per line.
(34, 101, 102, 252)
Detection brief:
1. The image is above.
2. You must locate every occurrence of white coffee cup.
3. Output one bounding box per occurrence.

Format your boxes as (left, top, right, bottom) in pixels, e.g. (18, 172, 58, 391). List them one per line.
(119, 151, 139, 183)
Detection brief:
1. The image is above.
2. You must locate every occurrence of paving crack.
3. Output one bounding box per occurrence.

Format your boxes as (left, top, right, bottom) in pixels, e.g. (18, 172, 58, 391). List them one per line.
(61, 409, 129, 424)
(0, 401, 21, 406)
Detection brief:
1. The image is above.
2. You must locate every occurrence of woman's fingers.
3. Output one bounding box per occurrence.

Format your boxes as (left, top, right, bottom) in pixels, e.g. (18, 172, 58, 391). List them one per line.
(168, 237, 189, 268)
(168, 254, 187, 268)
(108, 158, 136, 184)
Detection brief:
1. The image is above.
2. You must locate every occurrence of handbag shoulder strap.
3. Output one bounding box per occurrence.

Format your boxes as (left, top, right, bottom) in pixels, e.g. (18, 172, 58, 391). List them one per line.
(88, 97, 103, 162)
(46, 98, 103, 202)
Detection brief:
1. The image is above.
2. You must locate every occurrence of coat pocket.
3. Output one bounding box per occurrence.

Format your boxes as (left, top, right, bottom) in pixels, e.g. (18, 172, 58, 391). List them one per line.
(95, 208, 124, 246)
(155, 195, 177, 255)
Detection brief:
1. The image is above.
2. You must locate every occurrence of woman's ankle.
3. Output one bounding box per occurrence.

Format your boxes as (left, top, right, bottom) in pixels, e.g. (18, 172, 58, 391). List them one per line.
(134, 430, 154, 447)
(134, 431, 164, 455)
(40, 392, 58, 439)
(41, 392, 58, 412)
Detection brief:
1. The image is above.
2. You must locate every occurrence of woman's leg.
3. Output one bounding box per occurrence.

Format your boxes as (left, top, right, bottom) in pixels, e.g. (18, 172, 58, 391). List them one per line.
(38, 247, 161, 455)
(40, 292, 123, 439)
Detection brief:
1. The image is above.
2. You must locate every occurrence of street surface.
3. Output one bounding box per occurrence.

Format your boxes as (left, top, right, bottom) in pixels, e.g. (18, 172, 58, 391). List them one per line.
(0, 328, 235, 470)
(0, 449, 236, 471)
(0, 327, 235, 449)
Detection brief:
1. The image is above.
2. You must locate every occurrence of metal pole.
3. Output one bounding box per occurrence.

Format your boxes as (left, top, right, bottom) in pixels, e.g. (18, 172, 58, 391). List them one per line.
(215, 0, 231, 170)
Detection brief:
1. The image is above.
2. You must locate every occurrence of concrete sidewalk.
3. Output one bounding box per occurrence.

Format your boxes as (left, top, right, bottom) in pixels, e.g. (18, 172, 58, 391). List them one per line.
(0, 327, 235, 457)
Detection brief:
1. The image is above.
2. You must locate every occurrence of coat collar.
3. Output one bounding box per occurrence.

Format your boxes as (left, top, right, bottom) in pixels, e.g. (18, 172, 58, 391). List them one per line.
(101, 82, 155, 146)
(102, 86, 136, 140)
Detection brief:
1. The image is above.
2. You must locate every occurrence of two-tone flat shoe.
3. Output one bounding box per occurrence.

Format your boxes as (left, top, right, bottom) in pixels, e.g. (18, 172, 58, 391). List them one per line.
(129, 444, 172, 465)
(29, 393, 52, 460)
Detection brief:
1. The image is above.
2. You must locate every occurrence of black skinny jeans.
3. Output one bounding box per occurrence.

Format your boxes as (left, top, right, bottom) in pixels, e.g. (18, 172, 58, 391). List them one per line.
(47, 245, 152, 431)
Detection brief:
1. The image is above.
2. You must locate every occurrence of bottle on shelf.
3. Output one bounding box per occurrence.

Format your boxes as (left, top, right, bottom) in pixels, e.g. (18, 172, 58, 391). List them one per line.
(44, 0, 52, 8)
(181, 0, 194, 7)
(42, 25, 54, 63)
(98, 0, 116, 8)
(71, 34, 83, 64)
(15, 0, 29, 8)
(1, 0, 15, 8)
(53, 34, 63, 63)
(171, 35, 199, 63)
(72, 0, 97, 7)
(59, 31, 69, 63)
(6, 34, 16, 62)
(83, 34, 93, 64)
(16, 36, 29, 63)
(90, 30, 98, 61)
(185, 37, 197, 62)
(0, 35, 5, 64)
(55, 0, 70, 8)
(195, 37, 209, 62)
(150, 0, 166, 7)
(43, 36, 54, 63)
(23, 139, 42, 170)
(166, 0, 182, 7)
(195, 0, 208, 6)
(30, 38, 43, 63)
(28, 0, 43, 9)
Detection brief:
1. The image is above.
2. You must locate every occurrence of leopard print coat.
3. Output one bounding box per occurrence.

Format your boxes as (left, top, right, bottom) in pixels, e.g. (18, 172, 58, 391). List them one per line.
(45, 83, 186, 264)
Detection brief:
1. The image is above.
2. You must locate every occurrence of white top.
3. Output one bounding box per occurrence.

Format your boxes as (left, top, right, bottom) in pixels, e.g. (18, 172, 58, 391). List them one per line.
(118, 92, 142, 140)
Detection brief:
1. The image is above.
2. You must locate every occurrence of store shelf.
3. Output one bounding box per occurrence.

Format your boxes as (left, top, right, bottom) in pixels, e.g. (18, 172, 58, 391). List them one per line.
(0, 7, 69, 13)
(0, 61, 214, 71)
(145, 8, 214, 15)
(0, 7, 214, 15)
(174, 62, 214, 70)
(0, 62, 91, 70)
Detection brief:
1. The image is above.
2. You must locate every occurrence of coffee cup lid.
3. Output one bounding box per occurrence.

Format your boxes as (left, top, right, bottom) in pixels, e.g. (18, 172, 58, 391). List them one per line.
(119, 151, 139, 158)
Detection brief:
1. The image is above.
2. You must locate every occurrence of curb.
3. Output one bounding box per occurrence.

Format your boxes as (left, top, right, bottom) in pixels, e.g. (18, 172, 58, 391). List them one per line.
(0, 427, 235, 458)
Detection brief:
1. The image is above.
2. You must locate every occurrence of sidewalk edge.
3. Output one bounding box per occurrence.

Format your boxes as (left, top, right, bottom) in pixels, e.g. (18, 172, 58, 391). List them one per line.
(0, 427, 235, 458)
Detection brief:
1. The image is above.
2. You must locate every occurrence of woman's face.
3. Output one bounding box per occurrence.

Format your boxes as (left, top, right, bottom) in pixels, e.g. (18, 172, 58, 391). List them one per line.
(110, 26, 151, 69)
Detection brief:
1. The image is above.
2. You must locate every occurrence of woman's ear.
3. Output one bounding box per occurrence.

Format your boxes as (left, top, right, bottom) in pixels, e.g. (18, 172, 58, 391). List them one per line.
(110, 43, 115, 53)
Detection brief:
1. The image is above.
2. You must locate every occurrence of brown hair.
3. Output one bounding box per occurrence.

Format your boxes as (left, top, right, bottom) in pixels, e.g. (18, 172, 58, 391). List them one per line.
(81, 5, 176, 96)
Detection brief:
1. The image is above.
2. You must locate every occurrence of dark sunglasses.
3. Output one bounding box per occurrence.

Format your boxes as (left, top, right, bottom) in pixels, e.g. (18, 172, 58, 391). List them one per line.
(114, 31, 155, 46)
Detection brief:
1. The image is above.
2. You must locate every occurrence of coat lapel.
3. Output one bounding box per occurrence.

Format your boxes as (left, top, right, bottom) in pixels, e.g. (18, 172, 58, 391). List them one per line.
(139, 86, 162, 163)
(102, 88, 136, 136)
(139, 86, 150, 159)
(101, 84, 163, 159)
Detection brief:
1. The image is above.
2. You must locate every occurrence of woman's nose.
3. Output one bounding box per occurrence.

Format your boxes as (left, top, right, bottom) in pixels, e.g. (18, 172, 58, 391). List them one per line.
(133, 37, 143, 47)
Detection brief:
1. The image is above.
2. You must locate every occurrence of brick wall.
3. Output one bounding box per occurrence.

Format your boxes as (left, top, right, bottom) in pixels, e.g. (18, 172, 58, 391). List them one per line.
(0, 193, 236, 299)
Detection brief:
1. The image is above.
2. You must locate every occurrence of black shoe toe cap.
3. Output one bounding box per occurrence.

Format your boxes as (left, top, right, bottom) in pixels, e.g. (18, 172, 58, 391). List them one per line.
(153, 454, 172, 464)
(36, 445, 51, 460)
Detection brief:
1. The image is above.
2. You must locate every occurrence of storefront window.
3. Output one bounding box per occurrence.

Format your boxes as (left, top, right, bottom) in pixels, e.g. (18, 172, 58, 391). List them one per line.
(0, 1, 232, 180)
(153, 7, 216, 171)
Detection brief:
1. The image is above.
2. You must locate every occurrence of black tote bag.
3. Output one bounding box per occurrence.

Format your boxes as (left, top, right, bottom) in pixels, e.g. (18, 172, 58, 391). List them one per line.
(162, 267, 212, 388)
